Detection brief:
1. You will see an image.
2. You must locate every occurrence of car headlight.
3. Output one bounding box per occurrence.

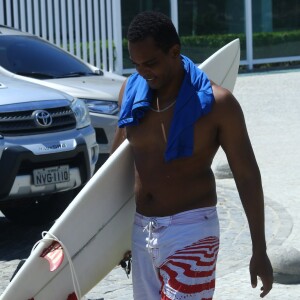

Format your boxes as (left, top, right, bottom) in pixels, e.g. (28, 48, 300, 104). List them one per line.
(71, 98, 91, 129)
(82, 99, 119, 115)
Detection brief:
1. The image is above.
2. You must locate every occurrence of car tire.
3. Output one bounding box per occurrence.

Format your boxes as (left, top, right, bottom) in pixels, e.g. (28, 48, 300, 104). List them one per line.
(1, 190, 77, 225)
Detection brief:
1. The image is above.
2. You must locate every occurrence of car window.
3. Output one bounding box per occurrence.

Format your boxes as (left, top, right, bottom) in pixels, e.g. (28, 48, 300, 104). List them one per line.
(0, 35, 98, 79)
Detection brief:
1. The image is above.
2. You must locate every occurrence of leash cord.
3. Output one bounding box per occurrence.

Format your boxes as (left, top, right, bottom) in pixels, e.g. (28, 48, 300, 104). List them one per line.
(32, 231, 84, 300)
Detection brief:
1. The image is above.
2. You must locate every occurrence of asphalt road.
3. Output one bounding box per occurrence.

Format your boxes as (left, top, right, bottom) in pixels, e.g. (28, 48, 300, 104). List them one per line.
(0, 211, 53, 289)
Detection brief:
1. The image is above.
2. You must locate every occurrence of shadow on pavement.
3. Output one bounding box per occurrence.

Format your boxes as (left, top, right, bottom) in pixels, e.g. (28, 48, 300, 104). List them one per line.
(0, 215, 53, 261)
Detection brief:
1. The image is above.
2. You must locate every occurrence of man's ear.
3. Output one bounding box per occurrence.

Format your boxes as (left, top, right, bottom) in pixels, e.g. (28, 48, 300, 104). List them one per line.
(170, 44, 181, 58)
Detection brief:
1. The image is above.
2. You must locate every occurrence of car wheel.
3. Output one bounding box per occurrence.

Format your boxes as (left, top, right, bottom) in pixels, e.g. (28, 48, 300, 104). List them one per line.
(1, 190, 77, 225)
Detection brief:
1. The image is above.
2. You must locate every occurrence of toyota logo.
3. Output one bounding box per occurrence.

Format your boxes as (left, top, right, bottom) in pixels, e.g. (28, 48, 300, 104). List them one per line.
(32, 110, 53, 128)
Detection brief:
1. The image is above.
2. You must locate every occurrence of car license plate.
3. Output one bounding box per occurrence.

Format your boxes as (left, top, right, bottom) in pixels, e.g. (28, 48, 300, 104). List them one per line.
(33, 165, 70, 186)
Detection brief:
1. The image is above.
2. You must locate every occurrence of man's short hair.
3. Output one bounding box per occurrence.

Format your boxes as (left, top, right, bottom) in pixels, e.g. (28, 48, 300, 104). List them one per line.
(127, 11, 181, 53)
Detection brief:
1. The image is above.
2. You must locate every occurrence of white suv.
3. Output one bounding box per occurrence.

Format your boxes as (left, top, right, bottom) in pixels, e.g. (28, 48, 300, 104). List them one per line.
(0, 75, 99, 225)
(0, 25, 125, 169)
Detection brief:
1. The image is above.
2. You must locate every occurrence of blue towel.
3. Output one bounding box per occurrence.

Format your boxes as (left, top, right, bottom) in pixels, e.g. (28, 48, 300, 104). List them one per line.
(118, 55, 214, 161)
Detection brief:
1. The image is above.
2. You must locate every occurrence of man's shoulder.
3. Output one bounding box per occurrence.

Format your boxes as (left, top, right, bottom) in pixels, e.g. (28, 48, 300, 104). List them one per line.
(211, 82, 232, 100)
(209, 82, 243, 121)
(210, 83, 238, 107)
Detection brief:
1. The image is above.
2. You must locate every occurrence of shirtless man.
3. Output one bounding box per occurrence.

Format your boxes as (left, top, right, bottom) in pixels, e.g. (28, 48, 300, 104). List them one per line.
(112, 11, 273, 300)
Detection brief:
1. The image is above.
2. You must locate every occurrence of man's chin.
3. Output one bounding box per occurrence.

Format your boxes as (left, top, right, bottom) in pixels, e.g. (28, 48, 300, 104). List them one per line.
(146, 79, 158, 89)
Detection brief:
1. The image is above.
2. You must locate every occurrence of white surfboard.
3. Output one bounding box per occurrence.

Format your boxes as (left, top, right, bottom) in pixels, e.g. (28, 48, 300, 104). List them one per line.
(199, 39, 240, 92)
(0, 39, 240, 300)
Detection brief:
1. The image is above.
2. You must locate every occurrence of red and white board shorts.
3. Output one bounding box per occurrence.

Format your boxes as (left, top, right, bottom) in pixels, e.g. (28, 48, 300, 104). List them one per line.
(132, 206, 220, 300)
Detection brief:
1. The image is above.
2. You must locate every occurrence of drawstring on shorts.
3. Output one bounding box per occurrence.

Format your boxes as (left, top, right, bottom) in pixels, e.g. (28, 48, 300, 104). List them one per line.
(143, 219, 158, 252)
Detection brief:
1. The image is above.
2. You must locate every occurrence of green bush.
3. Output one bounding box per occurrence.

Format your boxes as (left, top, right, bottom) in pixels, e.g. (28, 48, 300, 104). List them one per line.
(180, 33, 245, 48)
(180, 30, 300, 48)
(253, 30, 300, 46)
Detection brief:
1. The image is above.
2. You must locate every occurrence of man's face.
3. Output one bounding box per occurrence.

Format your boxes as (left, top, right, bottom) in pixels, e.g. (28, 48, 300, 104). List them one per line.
(128, 37, 179, 90)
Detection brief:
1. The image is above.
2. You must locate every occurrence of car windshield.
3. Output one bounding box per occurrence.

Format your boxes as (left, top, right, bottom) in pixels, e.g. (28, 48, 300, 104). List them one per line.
(0, 35, 101, 79)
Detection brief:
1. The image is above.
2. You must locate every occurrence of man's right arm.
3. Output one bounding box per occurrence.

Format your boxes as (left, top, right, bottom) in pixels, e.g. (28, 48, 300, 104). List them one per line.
(110, 80, 127, 154)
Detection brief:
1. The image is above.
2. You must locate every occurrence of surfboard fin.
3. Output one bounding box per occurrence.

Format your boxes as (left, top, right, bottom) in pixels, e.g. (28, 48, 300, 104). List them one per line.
(40, 241, 64, 272)
(67, 292, 78, 300)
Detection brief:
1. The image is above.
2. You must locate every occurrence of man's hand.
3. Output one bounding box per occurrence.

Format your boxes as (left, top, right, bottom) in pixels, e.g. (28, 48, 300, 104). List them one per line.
(250, 252, 273, 297)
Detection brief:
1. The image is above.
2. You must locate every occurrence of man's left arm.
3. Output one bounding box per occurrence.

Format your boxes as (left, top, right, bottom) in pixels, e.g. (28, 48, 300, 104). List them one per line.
(215, 87, 273, 297)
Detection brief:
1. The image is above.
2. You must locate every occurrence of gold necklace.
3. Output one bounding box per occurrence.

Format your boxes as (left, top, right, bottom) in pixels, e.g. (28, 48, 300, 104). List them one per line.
(149, 97, 177, 113)
(151, 97, 176, 143)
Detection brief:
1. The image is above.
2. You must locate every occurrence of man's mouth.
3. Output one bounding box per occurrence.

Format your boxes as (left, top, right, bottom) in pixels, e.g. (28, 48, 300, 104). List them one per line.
(145, 77, 155, 81)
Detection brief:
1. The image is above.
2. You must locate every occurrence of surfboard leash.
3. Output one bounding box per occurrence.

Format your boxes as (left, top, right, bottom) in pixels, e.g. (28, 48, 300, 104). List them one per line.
(31, 231, 85, 300)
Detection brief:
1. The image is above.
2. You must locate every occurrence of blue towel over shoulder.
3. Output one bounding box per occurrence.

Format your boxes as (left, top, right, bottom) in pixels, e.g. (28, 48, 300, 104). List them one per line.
(118, 55, 214, 162)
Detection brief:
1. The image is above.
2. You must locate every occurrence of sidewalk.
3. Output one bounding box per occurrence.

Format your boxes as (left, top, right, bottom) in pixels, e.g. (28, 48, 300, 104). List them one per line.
(86, 69, 300, 299)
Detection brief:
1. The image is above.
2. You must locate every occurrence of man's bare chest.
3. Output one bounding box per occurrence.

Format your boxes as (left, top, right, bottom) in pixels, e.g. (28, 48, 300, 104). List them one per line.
(127, 110, 173, 148)
(127, 110, 218, 155)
